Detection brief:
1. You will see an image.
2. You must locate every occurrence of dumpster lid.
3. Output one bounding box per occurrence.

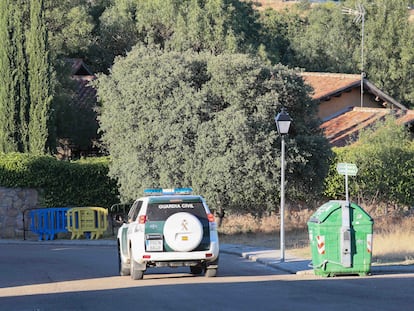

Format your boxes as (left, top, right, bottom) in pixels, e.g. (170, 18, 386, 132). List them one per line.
(308, 201, 342, 224)
(308, 200, 373, 224)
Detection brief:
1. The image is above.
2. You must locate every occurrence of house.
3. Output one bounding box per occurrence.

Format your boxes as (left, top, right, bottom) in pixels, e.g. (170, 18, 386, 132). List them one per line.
(301, 72, 414, 147)
(56, 59, 100, 160)
(67, 58, 97, 108)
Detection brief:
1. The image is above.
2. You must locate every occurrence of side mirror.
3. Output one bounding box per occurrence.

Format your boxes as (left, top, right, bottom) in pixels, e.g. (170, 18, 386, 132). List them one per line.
(115, 214, 126, 224)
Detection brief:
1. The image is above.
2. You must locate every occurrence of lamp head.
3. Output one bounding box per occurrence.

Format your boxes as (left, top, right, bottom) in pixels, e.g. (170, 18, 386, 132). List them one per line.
(275, 107, 292, 135)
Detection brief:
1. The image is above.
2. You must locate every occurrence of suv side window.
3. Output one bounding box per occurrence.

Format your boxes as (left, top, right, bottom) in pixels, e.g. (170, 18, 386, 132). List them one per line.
(128, 200, 143, 222)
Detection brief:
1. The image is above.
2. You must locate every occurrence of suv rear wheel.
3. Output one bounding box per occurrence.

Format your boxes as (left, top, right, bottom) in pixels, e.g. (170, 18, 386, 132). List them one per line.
(130, 250, 144, 280)
(190, 266, 203, 275)
(205, 268, 217, 277)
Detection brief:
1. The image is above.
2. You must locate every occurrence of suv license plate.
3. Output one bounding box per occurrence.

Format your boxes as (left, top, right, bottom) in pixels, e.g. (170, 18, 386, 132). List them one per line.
(146, 239, 163, 251)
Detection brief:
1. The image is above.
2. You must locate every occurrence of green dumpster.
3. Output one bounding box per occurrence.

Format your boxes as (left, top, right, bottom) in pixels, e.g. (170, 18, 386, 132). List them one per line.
(307, 200, 374, 277)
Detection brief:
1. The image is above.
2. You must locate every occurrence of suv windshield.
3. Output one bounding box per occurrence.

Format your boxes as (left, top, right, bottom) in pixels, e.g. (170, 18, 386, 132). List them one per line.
(146, 201, 207, 221)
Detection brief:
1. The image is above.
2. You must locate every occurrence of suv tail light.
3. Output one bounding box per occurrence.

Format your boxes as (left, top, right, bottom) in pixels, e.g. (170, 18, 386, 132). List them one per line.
(207, 213, 215, 222)
(139, 215, 147, 224)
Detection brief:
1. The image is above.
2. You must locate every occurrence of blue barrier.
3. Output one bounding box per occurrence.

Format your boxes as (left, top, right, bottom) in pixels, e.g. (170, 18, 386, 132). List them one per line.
(29, 208, 70, 240)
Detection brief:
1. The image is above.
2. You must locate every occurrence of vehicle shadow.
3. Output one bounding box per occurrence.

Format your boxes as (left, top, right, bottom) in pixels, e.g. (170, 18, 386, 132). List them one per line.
(2, 274, 414, 311)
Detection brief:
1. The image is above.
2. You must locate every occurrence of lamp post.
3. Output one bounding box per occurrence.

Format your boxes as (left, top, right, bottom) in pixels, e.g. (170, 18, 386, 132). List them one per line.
(275, 107, 292, 263)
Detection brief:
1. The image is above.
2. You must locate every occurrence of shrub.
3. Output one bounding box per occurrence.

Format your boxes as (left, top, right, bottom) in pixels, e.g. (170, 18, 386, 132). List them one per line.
(323, 116, 414, 209)
(0, 153, 119, 207)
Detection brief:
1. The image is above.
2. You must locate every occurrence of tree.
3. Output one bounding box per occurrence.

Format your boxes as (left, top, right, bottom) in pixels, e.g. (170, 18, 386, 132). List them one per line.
(95, 46, 204, 198)
(89, 0, 266, 72)
(90, 0, 138, 72)
(0, 0, 19, 152)
(45, 0, 96, 59)
(259, 8, 300, 65)
(13, 2, 31, 152)
(287, 2, 360, 72)
(363, 0, 414, 108)
(0, 0, 56, 154)
(26, 0, 55, 154)
(168, 0, 262, 54)
(95, 46, 331, 214)
(0, 0, 34, 153)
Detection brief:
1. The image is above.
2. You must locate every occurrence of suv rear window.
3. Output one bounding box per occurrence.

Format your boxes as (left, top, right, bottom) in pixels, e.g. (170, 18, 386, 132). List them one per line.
(146, 201, 207, 221)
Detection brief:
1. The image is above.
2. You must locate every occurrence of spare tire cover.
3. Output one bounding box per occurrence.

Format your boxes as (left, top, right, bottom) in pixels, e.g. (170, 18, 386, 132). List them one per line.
(163, 212, 203, 252)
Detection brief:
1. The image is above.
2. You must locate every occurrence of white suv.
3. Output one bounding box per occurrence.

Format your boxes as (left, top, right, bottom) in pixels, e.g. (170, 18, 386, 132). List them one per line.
(117, 188, 219, 280)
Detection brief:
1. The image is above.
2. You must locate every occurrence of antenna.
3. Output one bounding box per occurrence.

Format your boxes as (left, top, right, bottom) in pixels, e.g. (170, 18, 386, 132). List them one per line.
(342, 3, 366, 108)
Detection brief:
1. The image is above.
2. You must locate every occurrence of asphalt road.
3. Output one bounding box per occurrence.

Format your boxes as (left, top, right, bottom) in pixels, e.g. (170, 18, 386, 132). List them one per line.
(1, 243, 413, 311)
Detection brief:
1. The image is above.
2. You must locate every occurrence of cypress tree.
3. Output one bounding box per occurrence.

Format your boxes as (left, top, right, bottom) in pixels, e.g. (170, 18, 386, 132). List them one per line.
(0, 0, 19, 152)
(26, 0, 54, 154)
(13, 1, 30, 152)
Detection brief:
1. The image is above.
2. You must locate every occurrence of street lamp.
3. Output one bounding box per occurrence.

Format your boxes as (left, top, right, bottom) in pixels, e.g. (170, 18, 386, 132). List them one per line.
(275, 107, 292, 263)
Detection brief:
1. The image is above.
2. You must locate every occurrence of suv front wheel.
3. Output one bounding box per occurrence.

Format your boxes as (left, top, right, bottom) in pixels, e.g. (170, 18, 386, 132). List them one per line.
(118, 244, 130, 276)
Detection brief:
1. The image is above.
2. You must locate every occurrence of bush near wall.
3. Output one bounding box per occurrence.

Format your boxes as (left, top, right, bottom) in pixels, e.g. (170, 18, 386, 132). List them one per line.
(0, 153, 119, 207)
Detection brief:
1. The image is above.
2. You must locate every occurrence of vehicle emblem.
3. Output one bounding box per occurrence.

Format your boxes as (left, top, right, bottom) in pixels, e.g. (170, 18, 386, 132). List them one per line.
(181, 219, 188, 231)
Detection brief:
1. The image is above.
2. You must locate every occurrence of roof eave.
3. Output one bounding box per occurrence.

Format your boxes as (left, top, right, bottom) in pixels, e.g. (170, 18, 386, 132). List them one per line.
(316, 79, 408, 111)
(317, 81, 361, 101)
(363, 80, 407, 110)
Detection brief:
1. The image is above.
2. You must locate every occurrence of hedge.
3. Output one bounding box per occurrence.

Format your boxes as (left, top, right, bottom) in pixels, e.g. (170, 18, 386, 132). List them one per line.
(0, 153, 119, 207)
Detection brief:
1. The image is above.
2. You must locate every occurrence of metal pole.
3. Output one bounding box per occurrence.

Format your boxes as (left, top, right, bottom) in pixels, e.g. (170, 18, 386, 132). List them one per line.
(360, 9, 365, 107)
(342, 4, 365, 107)
(280, 135, 285, 262)
(345, 172, 349, 203)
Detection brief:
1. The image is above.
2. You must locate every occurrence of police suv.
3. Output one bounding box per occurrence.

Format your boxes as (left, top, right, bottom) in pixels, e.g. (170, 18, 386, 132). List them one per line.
(117, 188, 219, 280)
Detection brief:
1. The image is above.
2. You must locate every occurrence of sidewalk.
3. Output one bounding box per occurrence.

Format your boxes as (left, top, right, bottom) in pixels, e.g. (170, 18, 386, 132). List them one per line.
(220, 243, 313, 275)
(219, 243, 414, 275)
(1, 239, 413, 275)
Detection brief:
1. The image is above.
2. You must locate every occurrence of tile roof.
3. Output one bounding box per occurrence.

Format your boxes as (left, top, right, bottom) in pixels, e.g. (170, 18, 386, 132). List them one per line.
(301, 72, 361, 100)
(66, 58, 94, 76)
(301, 72, 407, 111)
(63, 58, 97, 108)
(72, 75, 97, 108)
(397, 110, 414, 125)
(321, 107, 414, 147)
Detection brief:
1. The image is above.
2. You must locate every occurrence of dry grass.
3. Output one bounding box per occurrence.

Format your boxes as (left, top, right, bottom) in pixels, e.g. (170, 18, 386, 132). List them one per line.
(218, 210, 314, 260)
(218, 209, 313, 235)
(218, 210, 414, 264)
(372, 216, 414, 264)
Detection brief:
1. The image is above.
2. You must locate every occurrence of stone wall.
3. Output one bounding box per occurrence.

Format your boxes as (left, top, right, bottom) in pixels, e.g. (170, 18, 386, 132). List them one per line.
(0, 187, 38, 238)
